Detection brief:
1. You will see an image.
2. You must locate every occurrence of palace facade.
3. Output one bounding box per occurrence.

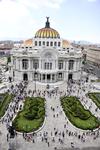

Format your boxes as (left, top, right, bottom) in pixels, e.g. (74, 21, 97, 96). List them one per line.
(10, 18, 82, 84)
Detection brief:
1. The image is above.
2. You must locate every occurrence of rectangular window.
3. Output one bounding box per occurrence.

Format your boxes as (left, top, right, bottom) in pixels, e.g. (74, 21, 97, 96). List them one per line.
(58, 73, 62, 80)
(47, 63, 49, 69)
(40, 74, 41, 80)
(33, 63, 39, 69)
(47, 42, 49, 46)
(33, 59, 39, 69)
(44, 63, 46, 69)
(34, 72, 37, 78)
(22, 59, 28, 70)
(69, 60, 74, 70)
(43, 41, 45, 45)
(43, 74, 45, 80)
(50, 63, 52, 69)
(13, 71, 15, 77)
(50, 42, 53, 46)
(58, 61, 63, 69)
(44, 62, 52, 70)
(54, 42, 57, 46)
(58, 42, 60, 47)
(52, 74, 55, 80)
(35, 41, 37, 46)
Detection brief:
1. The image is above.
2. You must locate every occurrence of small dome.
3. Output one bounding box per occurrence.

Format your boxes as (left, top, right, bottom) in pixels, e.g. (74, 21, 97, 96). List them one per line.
(62, 40, 71, 48)
(23, 39, 33, 46)
(21, 39, 33, 47)
(34, 17, 60, 39)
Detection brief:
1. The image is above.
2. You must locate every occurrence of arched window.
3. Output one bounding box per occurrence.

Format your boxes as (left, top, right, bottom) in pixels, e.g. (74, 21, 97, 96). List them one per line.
(69, 60, 74, 70)
(22, 59, 28, 70)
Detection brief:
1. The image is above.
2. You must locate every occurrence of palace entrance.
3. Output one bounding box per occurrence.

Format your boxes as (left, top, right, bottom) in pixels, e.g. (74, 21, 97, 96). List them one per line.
(47, 74, 50, 81)
(23, 73, 28, 81)
(68, 73, 73, 80)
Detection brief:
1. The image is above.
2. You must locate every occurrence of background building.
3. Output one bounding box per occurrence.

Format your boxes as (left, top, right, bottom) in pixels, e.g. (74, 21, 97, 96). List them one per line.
(84, 48, 100, 78)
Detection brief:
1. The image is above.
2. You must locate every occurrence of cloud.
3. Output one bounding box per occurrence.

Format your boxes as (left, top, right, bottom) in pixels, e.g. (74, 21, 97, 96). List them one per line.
(0, 0, 36, 39)
(0, 0, 65, 39)
(19, 0, 65, 9)
(0, 0, 65, 9)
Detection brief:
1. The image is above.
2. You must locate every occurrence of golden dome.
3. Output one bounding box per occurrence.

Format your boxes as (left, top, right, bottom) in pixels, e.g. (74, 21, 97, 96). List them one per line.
(34, 17, 60, 39)
(35, 28, 60, 38)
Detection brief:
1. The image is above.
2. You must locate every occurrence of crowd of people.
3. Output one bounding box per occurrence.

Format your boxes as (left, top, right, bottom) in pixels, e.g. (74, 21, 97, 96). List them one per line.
(0, 77, 100, 149)
(2, 82, 26, 125)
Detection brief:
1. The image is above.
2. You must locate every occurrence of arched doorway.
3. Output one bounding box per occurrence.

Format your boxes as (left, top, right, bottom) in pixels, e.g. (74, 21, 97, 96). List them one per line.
(68, 73, 73, 80)
(23, 73, 28, 81)
(47, 74, 50, 81)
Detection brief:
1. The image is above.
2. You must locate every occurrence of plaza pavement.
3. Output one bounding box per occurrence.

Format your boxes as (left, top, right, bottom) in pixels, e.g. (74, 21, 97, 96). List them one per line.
(0, 77, 100, 150)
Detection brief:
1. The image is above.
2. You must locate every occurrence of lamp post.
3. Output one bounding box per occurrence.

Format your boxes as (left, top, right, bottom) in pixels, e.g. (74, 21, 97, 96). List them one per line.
(78, 67, 83, 97)
(67, 69, 69, 96)
(8, 126, 17, 150)
(34, 64, 37, 92)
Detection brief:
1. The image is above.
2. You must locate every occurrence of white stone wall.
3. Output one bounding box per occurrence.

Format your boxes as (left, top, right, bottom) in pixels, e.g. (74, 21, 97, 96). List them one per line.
(11, 58, 82, 81)
(86, 48, 100, 65)
(11, 46, 82, 83)
(33, 38, 62, 49)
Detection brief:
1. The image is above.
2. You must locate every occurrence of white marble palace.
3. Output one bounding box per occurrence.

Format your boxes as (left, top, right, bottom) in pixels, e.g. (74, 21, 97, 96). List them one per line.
(10, 17, 82, 84)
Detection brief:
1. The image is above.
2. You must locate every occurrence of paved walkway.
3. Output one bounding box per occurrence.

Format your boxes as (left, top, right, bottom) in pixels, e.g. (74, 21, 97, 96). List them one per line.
(0, 78, 100, 150)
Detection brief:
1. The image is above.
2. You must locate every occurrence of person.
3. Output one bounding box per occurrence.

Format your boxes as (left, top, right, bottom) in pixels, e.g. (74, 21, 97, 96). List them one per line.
(9, 76, 12, 83)
(33, 139, 35, 143)
(7, 133, 9, 142)
(47, 142, 49, 147)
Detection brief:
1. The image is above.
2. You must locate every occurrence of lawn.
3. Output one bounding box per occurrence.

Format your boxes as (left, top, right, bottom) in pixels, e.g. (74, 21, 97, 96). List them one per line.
(88, 92, 100, 109)
(0, 93, 13, 118)
(12, 97, 45, 133)
(61, 96, 100, 130)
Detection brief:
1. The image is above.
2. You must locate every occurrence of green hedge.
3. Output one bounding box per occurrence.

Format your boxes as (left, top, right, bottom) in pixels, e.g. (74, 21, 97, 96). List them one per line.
(12, 97, 45, 133)
(61, 96, 100, 130)
(0, 93, 13, 118)
(88, 93, 100, 109)
(91, 79, 100, 82)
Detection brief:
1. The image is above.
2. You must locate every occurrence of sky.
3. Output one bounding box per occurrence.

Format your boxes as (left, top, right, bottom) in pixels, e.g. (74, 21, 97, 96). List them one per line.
(0, 0, 100, 43)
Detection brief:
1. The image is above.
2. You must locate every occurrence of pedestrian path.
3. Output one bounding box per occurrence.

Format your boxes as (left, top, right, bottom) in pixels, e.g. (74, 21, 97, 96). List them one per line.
(0, 81, 100, 150)
(7, 92, 100, 150)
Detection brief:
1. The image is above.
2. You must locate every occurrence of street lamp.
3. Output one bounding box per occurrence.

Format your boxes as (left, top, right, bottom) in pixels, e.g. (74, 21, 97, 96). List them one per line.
(8, 126, 17, 150)
(34, 64, 37, 92)
(67, 68, 69, 95)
